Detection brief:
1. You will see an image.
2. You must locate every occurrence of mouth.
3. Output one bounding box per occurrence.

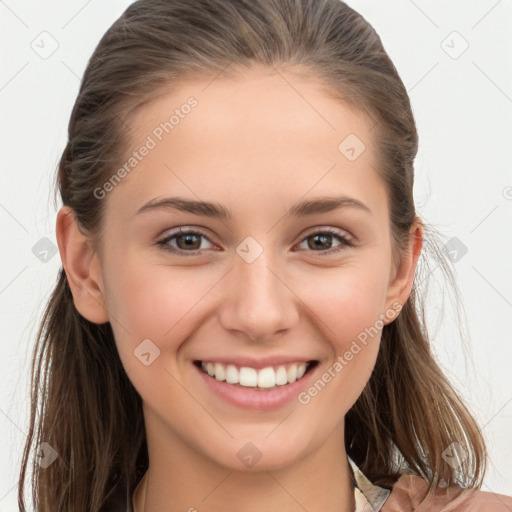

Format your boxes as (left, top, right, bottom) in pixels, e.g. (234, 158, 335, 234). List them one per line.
(193, 360, 319, 391)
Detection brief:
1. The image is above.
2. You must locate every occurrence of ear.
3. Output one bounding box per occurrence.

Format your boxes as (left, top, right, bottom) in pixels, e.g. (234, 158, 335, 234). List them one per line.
(383, 219, 424, 322)
(55, 205, 109, 324)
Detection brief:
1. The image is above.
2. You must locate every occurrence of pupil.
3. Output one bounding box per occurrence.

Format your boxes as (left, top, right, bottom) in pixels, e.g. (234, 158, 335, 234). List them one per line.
(311, 234, 331, 250)
(179, 234, 200, 250)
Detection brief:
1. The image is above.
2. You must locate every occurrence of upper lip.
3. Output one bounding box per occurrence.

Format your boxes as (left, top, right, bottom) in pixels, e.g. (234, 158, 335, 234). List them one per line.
(194, 355, 317, 370)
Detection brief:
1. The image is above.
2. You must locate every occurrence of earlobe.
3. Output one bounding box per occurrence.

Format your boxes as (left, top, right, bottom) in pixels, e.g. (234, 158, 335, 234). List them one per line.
(55, 206, 109, 324)
(384, 219, 424, 321)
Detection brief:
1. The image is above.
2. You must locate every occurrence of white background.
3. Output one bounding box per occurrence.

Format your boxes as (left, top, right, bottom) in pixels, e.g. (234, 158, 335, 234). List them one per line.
(1, 0, 511, 509)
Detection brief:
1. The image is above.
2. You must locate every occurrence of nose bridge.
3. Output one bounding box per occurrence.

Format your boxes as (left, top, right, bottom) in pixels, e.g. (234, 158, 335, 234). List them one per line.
(219, 240, 298, 341)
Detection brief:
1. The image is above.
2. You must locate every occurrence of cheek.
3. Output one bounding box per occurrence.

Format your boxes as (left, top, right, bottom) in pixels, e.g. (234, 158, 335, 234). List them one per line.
(301, 259, 391, 348)
(102, 256, 219, 360)
(295, 259, 390, 406)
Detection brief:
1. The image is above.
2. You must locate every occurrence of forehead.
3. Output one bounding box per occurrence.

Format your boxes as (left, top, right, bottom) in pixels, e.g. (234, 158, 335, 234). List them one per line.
(105, 67, 384, 221)
(131, 67, 373, 151)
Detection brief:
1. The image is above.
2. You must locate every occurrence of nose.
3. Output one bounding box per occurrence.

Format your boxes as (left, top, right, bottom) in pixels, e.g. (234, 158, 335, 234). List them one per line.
(217, 247, 300, 343)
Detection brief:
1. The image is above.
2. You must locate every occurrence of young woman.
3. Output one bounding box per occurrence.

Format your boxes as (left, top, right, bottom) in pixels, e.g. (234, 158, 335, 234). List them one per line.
(18, 0, 512, 511)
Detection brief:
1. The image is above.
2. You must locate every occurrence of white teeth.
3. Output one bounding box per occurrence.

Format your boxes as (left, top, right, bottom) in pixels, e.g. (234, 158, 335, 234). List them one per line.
(287, 364, 297, 383)
(214, 363, 225, 381)
(225, 364, 239, 384)
(239, 367, 258, 387)
(275, 366, 288, 385)
(200, 361, 310, 389)
(257, 367, 276, 388)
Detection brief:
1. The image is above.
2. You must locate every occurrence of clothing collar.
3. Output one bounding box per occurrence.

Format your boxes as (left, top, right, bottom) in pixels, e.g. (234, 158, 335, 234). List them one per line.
(348, 457, 391, 511)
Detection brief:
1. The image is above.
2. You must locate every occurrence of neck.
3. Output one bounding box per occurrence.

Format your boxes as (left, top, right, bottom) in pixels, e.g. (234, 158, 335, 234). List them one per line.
(134, 408, 355, 512)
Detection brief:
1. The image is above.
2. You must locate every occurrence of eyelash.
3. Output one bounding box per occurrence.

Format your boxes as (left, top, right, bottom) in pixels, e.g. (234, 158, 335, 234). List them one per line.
(156, 227, 353, 257)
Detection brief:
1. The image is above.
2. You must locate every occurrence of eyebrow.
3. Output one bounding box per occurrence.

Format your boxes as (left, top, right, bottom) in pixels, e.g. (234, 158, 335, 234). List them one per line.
(135, 195, 371, 220)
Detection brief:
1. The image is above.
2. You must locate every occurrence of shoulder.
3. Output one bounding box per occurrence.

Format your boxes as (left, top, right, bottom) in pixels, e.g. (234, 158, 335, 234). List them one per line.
(381, 474, 512, 512)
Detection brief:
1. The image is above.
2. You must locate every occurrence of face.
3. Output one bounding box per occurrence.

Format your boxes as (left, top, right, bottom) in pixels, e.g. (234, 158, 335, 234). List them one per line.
(60, 66, 416, 473)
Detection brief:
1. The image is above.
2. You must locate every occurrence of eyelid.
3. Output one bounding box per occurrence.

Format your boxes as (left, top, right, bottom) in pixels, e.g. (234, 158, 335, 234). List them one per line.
(156, 225, 354, 256)
(301, 225, 353, 241)
(158, 226, 213, 241)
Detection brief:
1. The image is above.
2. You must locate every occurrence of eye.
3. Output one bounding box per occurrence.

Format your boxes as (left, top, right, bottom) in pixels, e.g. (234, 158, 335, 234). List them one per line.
(156, 226, 353, 257)
(295, 228, 353, 255)
(157, 228, 215, 256)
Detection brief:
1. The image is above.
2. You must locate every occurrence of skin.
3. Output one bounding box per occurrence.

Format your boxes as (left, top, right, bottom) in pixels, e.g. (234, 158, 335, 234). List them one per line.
(56, 65, 423, 512)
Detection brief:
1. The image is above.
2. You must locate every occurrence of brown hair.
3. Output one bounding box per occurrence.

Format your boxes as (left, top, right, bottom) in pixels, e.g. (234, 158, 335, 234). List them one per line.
(18, 0, 486, 510)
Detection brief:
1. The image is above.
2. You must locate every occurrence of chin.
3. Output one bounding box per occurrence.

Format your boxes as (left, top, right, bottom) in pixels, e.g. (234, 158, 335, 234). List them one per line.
(203, 431, 314, 473)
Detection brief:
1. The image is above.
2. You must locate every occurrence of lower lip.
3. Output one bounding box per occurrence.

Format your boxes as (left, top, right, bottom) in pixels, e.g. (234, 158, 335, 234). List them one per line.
(194, 362, 318, 411)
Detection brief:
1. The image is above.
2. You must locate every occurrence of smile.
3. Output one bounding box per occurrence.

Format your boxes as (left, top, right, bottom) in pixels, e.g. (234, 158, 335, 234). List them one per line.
(195, 360, 317, 390)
